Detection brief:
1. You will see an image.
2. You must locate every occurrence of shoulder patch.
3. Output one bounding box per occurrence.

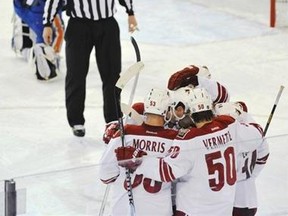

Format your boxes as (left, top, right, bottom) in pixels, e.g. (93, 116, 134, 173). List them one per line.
(177, 128, 190, 138)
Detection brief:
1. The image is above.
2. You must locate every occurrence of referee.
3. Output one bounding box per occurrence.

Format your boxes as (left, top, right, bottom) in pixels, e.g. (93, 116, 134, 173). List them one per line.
(42, 0, 138, 137)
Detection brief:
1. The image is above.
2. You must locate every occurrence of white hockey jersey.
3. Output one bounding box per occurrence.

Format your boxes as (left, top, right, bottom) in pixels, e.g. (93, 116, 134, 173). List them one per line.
(234, 144, 270, 208)
(99, 123, 178, 216)
(234, 119, 269, 208)
(197, 76, 230, 104)
(136, 115, 264, 216)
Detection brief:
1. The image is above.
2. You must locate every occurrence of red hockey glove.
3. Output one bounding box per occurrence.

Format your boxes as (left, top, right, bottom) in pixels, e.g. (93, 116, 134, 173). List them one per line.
(115, 146, 147, 171)
(103, 122, 119, 144)
(167, 65, 200, 90)
(132, 102, 145, 115)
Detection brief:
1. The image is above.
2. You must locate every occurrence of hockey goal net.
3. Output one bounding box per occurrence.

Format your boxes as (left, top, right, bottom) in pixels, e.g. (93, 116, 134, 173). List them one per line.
(270, 0, 288, 27)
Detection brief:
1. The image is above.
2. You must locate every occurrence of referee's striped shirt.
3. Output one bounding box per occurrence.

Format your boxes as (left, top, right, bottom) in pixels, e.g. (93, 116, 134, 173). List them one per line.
(43, 0, 135, 26)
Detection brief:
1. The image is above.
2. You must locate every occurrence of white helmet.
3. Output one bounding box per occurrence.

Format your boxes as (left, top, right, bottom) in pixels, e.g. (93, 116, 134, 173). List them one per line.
(214, 102, 245, 119)
(189, 88, 213, 113)
(170, 86, 193, 119)
(144, 88, 170, 116)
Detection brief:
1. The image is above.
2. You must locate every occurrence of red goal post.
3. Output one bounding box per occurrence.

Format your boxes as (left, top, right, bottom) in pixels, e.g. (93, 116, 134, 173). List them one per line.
(270, 0, 288, 27)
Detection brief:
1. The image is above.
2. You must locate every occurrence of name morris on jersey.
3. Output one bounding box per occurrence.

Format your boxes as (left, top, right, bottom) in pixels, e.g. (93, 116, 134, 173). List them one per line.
(133, 139, 166, 153)
(203, 131, 232, 150)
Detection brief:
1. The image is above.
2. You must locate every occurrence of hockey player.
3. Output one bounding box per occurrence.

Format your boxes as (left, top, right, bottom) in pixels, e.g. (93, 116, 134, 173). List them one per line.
(99, 88, 178, 216)
(214, 102, 270, 216)
(12, 0, 65, 80)
(115, 88, 265, 216)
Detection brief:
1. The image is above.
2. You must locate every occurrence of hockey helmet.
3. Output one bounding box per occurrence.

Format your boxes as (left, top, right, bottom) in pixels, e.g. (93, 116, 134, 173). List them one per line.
(189, 88, 213, 113)
(214, 102, 246, 119)
(170, 86, 193, 120)
(144, 88, 170, 116)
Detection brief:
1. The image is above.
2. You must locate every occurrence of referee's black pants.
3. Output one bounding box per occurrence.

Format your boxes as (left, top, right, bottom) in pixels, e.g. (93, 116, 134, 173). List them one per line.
(65, 17, 122, 127)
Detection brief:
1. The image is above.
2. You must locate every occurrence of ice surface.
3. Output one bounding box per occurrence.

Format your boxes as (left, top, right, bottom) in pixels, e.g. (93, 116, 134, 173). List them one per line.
(0, 0, 287, 215)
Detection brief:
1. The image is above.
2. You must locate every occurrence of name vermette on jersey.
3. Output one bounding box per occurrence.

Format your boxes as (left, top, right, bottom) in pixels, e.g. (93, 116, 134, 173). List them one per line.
(133, 139, 166, 153)
(203, 131, 232, 150)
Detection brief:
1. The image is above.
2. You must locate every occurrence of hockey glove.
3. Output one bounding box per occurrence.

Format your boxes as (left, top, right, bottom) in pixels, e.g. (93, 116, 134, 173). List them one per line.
(167, 65, 200, 90)
(115, 146, 147, 171)
(132, 102, 145, 115)
(103, 121, 119, 144)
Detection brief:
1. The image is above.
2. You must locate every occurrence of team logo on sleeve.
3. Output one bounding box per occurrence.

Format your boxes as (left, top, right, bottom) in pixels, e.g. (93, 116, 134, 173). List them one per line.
(177, 128, 189, 138)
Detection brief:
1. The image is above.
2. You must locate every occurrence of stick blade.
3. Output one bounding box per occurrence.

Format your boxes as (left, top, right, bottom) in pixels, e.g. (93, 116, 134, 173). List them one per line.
(116, 61, 144, 89)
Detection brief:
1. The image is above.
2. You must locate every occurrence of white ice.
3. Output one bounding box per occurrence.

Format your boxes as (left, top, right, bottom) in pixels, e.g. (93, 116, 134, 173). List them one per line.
(0, 0, 287, 215)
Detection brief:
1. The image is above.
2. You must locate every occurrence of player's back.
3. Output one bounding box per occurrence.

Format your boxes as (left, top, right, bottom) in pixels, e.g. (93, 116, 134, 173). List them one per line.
(172, 116, 237, 215)
(174, 115, 264, 215)
(107, 123, 178, 216)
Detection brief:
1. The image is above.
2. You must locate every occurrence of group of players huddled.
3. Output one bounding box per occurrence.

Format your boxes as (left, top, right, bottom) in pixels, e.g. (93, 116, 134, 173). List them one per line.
(100, 65, 269, 216)
(11, 2, 269, 214)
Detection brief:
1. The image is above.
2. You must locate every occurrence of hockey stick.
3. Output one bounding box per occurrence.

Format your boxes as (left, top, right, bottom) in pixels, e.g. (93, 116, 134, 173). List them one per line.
(117, 36, 141, 216)
(128, 36, 141, 105)
(99, 36, 141, 216)
(116, 61, 144, 89)
(99, 68, 143, 216)
(263, 85, 284, 136)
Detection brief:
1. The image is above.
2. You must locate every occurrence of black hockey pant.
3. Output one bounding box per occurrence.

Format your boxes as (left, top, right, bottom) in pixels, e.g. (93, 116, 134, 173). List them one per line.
(65, 17, 122, 127)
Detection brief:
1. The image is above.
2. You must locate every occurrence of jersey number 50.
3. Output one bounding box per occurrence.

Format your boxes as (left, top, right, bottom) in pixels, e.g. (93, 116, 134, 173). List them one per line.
(205, 146, 236, 191)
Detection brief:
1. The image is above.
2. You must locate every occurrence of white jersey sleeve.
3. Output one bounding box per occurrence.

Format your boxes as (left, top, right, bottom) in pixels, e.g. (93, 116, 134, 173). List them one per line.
(236, 137, 269, 181)
(253, 138, 270, 178)
(99, 136, 122, 184)
(234, 138, 269, 208)
(234, 177, 258, 208)
(233, 121, 264, 153)
(197, 76, 230, 103)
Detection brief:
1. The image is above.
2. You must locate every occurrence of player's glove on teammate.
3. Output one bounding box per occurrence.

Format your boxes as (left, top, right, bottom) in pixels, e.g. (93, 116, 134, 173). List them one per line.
(167, 65, 200, 90)
(115, 146, 147, 172)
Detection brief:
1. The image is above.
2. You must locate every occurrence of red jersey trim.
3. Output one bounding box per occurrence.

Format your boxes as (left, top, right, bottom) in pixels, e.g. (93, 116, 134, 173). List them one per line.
(214, 82, 229, 103)
(100, 175, 119, 184)
(159, 158, 176, 182)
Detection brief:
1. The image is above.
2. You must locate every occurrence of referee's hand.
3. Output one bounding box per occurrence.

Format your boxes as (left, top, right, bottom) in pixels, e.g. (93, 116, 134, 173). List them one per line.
(128, 15, 139, 33)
